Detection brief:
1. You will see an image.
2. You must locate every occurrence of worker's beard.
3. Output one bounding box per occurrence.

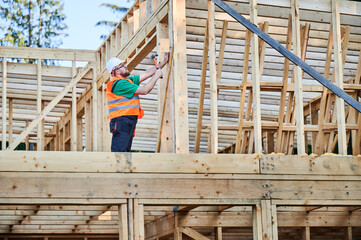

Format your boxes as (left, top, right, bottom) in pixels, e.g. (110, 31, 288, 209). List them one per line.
(121, 71, 130, 77)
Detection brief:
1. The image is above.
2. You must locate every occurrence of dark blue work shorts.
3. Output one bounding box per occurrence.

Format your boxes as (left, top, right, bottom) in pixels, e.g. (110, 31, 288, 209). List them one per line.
(110, 115, 138, 152)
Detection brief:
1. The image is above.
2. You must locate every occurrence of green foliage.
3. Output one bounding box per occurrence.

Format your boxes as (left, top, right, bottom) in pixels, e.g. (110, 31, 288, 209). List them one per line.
(96, 1, 135, 40)
(0, 0, 68, 48)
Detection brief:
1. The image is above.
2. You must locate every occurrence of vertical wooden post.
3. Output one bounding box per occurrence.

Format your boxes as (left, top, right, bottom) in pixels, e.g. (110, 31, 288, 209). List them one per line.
(250, 0, 262, 154)
(2, 57, 7, 150)
(8, 99, 13, 145)
(37, 59, 44, 151)
(291, 0, 305, 154)
(152, 0, 159, 11)
(103, 82, 112, 151)
(194, 22, 209, 153)
(332, 0, 347, 155)
(261, 200, 272, 240)
(121, 18, 129, 48)
(302, 226, 310, 240)
(133, 5, 140, 33)
(71, 60, 77, 151)
(208, 0, 218, 154)
(146, 0, 153, 19)
(128, 199, 134, 240)
(138, 204, 145, 240)
(77, 116, 82, 151)
(215, 227, 222, 240)
(172, 0, 189, 153)
(271, 204, 278, 240)
(252, 204, 262, 240)
(116, 26, 122, 53)
(92, 66, 98, 151)
(134, 199, 140, 240)
(157, 21, 173, 152)
(139, 0, 146, 25)
(174, 212, 182, 240)
(347, 227, 352, 240)
(85, 100, 92, 151)
(118, 204, 128, 240)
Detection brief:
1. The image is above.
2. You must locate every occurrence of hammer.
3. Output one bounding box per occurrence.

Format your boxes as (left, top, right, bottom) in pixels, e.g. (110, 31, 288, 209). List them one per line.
(150, 54, 162, 78)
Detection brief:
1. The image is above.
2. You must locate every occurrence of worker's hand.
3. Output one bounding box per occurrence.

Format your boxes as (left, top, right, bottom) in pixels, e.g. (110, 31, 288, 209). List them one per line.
(154, 68, 163, 78)
(163, 52, 170, 63)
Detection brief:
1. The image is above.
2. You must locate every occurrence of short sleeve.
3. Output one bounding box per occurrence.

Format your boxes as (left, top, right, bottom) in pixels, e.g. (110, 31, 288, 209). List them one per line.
(111, 79, 139, 98)
(127, 75, 140, 85)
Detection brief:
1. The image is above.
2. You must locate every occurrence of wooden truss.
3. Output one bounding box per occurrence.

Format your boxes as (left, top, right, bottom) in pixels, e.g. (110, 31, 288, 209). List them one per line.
(0, 0, 361, 238)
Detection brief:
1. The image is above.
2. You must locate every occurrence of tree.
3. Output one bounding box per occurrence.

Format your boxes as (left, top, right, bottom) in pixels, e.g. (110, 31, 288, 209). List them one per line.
(0, 0, 68, 48)
(95, 2, 134, 39)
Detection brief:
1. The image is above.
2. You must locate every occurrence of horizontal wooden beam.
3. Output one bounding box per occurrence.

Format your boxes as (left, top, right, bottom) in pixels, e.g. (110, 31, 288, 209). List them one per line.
(0, 47, 97, 61)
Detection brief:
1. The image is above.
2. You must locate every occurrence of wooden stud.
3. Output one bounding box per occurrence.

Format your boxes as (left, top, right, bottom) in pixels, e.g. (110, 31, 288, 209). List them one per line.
(92, 66, 98, 151)
(133, 6, 140, 33)
(332, 0, 347, 155)
(8, 99, 13, 145)
(71, 60, 77, 151)
(261, 200, 272, 240)
(302, 226, 310, 240)
(134, 199, 140, 240)
(156, 21, 173, 153)
(2, 57, 7, 150)
(271, 204, 278, 240)
(128, 199, 134, 240)
(121, 18, 128, 48)
(252, 204, 262, 240)
(275, 16, 292, 153)
(118, 204, 128, 240)
(250, 0, 262, 154)
(139, 0, 147, 26)
(172, 0, 189, 153)
(194, 21, 209, 153)
(291, 0, 305, 155)
(208, 0, 218, 154)
(235, 29, 251, 153)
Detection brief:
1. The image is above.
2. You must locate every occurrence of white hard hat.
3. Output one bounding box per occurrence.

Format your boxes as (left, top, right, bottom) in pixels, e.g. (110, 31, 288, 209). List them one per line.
(106, 57, 125, 74)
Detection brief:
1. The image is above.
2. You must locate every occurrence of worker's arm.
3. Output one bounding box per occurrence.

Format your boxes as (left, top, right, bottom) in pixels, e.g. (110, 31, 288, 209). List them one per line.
(135, 69, 163, 95)
(139, 52, 169, 83)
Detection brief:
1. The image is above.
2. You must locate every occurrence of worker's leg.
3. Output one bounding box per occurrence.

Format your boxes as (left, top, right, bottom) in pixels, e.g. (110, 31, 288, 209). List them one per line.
(126, 116, 138, 151)
(110, 116, 137, 152)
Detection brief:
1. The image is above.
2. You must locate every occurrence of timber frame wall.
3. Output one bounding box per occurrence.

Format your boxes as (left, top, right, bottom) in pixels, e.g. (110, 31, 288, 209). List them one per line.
(0, 0, 361, 239)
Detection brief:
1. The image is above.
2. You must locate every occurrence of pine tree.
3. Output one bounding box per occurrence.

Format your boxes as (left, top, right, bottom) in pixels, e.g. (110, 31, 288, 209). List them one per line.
(0, 0, 68, 48)
(96, 2, 134, 39)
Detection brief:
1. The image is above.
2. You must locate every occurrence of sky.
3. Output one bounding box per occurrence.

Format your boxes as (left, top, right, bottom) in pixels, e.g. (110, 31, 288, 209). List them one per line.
(61, 0, 133, 50)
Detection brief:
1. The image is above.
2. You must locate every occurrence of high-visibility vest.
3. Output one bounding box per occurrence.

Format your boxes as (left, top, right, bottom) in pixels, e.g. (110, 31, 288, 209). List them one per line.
(106, 77, 144, 120)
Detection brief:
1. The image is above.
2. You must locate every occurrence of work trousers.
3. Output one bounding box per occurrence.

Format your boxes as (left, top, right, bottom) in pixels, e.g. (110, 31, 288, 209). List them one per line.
(110, 115, 138, 152)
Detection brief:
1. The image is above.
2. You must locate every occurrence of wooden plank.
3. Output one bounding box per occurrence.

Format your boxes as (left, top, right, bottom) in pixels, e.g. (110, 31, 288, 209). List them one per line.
(208, 0, 218, 154)
(71, 60, 77, 151)
(253, 204, 262, 240)
(2, 58, 7, 150)
(8, 99, 12, 145)
(235, 29, 251, 153)
(156, 25, 173, 152)
(36, 59, 44, 151)
(172, 0, 189, 153)
(0, 152, 259, 174)
(261, 200, 272, 240)
(249, 0, 262, 154)
(134, 199, 140, 240)
(6, 62, 93, 151)
(332, 0, 347, 155)
(0, 47, 96, 61)
(271, 204, 278, 240)
(128, 199, 134, 240)
(194, 21, 209, 153)
(139, 204, 145, 240)
(182, 227, 210, 240)
(92, 64, 98, 151)
(260, 155, 361, 175)
(291, 0, 305, 155)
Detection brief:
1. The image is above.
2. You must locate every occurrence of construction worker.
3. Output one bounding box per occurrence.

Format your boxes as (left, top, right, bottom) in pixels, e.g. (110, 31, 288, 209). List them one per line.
(106, 52, 169, 152)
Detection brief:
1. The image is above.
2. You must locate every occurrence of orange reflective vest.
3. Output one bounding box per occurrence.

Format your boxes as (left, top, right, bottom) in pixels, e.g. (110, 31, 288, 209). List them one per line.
(106, 77, 144, 120)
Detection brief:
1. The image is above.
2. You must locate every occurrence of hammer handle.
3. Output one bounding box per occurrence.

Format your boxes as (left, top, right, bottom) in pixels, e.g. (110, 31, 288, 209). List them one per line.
(152, 58, 162, 78)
